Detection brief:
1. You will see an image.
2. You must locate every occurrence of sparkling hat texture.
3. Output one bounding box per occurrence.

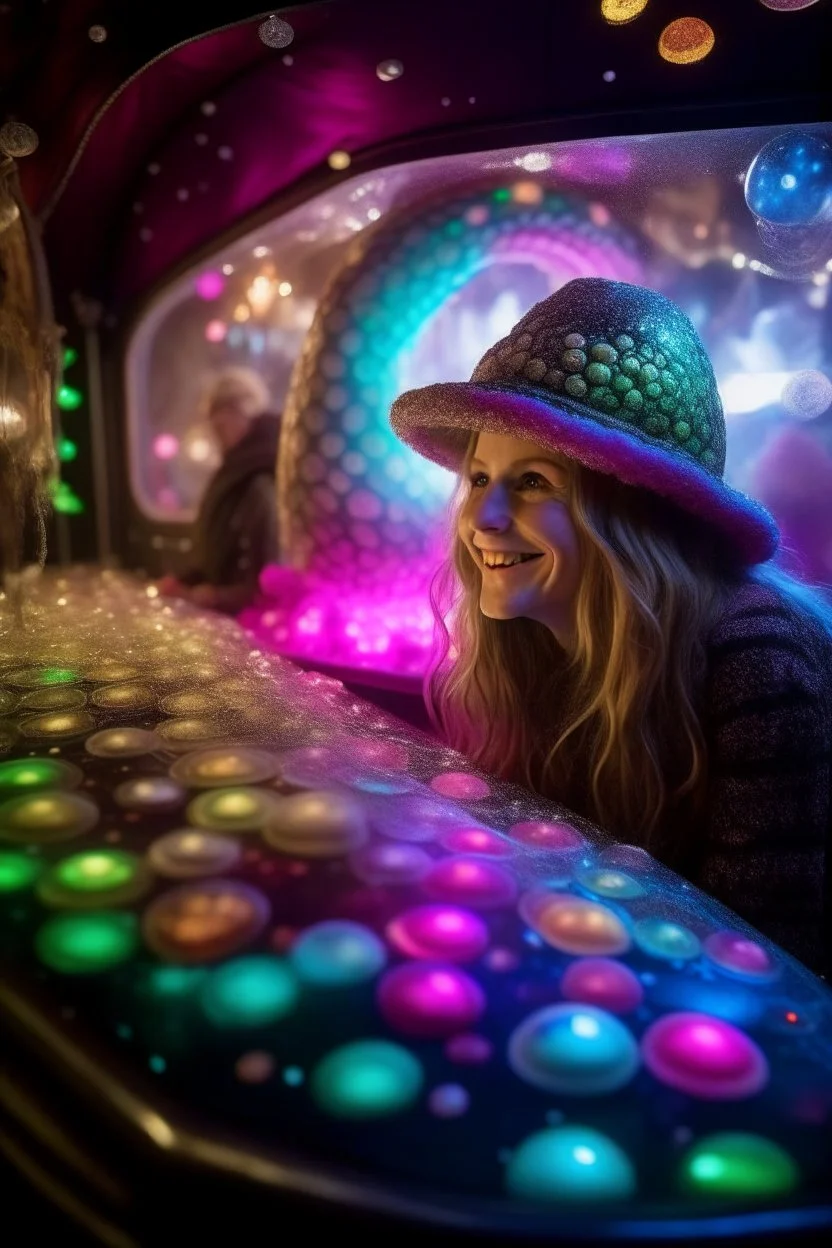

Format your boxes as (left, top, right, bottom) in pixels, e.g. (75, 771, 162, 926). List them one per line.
(390, 278, 778, 562)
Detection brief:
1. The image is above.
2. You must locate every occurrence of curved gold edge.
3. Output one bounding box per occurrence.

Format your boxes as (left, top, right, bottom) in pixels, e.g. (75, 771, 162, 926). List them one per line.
(0, 977, 479, 1230)
(0, 1127, 137, 1248)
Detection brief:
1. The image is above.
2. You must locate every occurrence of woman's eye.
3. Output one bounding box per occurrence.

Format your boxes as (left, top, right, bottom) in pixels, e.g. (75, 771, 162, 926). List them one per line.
(518, 472, 547, 490)
(469, 473, 488, 489)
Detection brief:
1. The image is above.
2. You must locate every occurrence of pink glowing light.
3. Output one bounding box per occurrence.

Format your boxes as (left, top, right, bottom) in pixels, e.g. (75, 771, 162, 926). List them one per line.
(350, 738, 409, 770)
(510, 821, 584, 851)
(422, 856, 518, 910)
(386, 905, 489, 963)
(205, 319, 227, 343)
(430, 772, 491, 801)
(641, 1012, 769, 1100)
(195, 271, 225, 300)
(445, 1032, 493, 1064)
(440, 827, 513, 857)
(376, 962, 486, 1037)
(152, 433, 179, 461)
(560, 957, 644, 1014)
(703, 931, 779, 981)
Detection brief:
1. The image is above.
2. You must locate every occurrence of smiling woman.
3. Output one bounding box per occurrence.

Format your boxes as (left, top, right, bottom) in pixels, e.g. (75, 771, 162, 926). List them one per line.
(390, 277, 832, 974)
(460, 437, 582, 647)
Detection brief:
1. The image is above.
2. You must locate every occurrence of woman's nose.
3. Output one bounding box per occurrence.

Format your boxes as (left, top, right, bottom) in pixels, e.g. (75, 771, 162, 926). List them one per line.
(473, 483, 511, 531)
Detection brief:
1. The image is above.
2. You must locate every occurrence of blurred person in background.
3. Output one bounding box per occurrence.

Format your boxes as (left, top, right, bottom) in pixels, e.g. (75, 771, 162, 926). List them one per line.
(158, 368, 281, 613)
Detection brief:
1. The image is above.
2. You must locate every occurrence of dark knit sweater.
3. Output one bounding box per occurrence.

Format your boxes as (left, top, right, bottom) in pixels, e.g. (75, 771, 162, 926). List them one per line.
(682, 580, 832, 974)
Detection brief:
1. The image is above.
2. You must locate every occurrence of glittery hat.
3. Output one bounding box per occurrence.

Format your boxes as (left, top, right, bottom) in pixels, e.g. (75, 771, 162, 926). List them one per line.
(390, 278, 778, 563)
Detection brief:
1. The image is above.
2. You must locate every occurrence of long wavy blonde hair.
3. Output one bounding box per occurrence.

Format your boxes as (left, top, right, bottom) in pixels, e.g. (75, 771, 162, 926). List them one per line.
(427, 441, 745, 853)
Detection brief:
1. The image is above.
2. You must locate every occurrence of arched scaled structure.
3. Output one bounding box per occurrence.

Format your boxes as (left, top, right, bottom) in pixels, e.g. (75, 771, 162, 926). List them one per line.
(278, 186, 643, 589)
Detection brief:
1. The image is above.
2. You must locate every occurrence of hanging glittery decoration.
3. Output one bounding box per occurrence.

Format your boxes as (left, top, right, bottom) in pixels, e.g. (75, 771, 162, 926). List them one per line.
(258, 15, 294, 49)
(0, 122, 39, 158)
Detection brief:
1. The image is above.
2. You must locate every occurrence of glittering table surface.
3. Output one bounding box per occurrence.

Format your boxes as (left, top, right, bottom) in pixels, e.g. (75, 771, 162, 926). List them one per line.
(2, 568, 832, 1238)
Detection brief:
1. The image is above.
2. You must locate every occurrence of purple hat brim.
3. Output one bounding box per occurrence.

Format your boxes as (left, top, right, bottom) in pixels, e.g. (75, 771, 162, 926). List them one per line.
(390, 381, 779, 565)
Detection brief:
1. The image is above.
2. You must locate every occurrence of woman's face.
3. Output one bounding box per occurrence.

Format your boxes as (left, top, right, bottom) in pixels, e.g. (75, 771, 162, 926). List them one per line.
(458, 432, 582, 645)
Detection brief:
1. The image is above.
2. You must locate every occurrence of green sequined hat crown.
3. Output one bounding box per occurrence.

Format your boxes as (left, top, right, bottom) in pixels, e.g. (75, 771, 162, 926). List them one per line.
(390, 278, 778, 563)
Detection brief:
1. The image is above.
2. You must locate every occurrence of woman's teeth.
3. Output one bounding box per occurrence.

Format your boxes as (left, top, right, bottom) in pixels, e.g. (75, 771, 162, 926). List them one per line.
(480, 551, 541, 568)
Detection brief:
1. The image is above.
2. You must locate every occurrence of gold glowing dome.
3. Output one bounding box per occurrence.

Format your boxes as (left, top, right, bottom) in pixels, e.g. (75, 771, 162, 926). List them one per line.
(601, 0, 649, 24)
(658, 17, 715, 64)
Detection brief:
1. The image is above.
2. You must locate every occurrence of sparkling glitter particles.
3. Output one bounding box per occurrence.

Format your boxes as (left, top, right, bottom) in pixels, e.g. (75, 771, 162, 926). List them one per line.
(142, 880, 270, 963)
(19, 687, 87, 711)
(377, 963, 486, 1037)
(311, 1040, 423, 1119)
(85, 727, 161, 758)
(38, 850, 152, 909)
(641, 1013, 769, 1100)
(509, 820, 584, 852)
(170, 747, 278, 787)
(290, 920, 387, 986)
(263, 790, 368, 857)
(429, 772, 491, 800)
(576, 867, 645, 900)
(658, 18, 715, 64)
(90, 683, 156, 711)
(601, 0, 648, 23)
(147, 830, 242, 879)
(506, 1126, 637, 1202)
(154, 718, 228, 752)
(0, 791, 99, 844)
(509, 1004, 640, 1095)
(386, 905, 489, 963)
(186, 786, 284, 833)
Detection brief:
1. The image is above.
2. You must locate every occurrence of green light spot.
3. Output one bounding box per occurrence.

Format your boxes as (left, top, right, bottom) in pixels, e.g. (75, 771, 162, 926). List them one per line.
(41, 668, 77, 686)
(38, 849, 149, 909)
(680, 1133, 799, 1199)
(54, 850, 136, 892)
(492, 188, 511, 203)
(0, 758, 71, 792)
(57, 437, 78, 463)
(312, 1040, 423, 1120)
(201, 956, 299, 1028)
(0, 852, 42, 893)
(506, 1126, 637, 1203)
(36, 911, 138, 974)
(149, 1054, 167, 1073)
(62, 347, 78, 369)
(57, 385, 83, 411)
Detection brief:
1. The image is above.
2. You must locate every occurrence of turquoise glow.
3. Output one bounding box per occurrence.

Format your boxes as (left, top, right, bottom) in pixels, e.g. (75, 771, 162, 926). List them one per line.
(506, 1126, 637, 1202)
(201, 956, 299, 1027)
(634, 917, 701, 961)
(508, 1003, 640, 1095)
(311, 1040, 423, 1119)
(290, 920, 387, 987)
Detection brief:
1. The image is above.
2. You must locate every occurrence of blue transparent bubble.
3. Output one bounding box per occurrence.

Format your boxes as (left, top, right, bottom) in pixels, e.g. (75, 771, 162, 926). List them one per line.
(745, 132, 832, 227)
